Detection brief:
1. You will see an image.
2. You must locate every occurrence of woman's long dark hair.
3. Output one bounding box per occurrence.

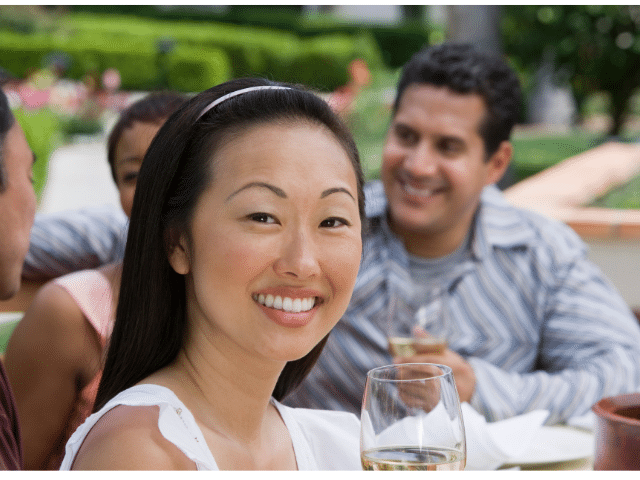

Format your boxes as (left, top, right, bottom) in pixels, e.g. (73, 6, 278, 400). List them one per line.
(94, 78, 365, 411)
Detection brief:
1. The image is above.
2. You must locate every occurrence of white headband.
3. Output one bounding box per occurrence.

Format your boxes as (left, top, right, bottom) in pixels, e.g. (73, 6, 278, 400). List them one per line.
(196, 85, 292, 120)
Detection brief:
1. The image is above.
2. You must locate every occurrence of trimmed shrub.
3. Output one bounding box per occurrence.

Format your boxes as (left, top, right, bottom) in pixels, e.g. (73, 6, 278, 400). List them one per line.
(44, 12, 384, 90)
(1, 11, 384, 92)
(67, 6, 437, 70)
(13, 107, 62, 201)
(0, 29, 232, 92)
(166, 44, 231, 92)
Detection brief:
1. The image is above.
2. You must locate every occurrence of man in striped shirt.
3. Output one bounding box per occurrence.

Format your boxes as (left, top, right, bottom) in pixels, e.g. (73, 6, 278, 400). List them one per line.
(22, 43, 640, 425)
(285, 43, 640, 424)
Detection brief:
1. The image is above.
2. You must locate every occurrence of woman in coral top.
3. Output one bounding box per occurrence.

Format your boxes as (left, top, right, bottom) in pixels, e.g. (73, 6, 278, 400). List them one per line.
(4, 92, 186, 469)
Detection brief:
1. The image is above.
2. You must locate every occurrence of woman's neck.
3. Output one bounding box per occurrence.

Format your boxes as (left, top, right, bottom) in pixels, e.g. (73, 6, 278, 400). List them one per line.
(147, 323, 286, 445)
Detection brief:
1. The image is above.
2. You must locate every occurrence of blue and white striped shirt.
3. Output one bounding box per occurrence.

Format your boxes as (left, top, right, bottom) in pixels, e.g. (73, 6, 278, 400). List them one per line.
(285, 181, 640, 425)
(23, 205, 128, 280)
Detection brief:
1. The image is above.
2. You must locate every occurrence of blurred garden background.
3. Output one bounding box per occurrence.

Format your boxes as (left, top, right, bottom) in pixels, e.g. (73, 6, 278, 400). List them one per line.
(3, 4, 640, 209)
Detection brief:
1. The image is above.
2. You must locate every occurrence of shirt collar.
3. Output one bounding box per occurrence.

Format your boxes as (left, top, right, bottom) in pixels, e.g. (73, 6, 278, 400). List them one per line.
(473, 184, 535, 259)
(364, 181, 534, 262)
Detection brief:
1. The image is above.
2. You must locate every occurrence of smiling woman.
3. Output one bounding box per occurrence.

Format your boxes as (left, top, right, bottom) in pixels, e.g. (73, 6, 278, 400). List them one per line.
(59, 79, 366, 471)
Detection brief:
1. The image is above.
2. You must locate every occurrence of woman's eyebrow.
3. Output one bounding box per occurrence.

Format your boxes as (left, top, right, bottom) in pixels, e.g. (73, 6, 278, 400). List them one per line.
(321, 187, 356, 202)
(226, 182, 286, 201)
(227, 183, 356, 203)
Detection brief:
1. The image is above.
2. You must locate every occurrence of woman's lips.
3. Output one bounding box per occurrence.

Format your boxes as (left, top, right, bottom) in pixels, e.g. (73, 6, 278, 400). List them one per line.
(252, 290, 323, 328)
(253, 293, 316, 313)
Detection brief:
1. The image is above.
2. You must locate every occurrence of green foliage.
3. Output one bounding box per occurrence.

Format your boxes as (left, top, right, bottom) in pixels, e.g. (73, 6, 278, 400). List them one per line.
(0, 317, 19, 354)
(66, 5, 435, 71)
(510, 131, 601, 182)
(60, 116, 103, 136)
(0, 30, 53, 78)
(502, 5, 640, 135)
(13, 107, 62, 201)
(165, 44, 231, 93)
(1, 11, 385, 92)
(284, 33, 379, 90)
(366, 22, 431, 69)
(591, 173, 640, 209)
(346, 69, 399, 179)
(0, 21, 232, 92)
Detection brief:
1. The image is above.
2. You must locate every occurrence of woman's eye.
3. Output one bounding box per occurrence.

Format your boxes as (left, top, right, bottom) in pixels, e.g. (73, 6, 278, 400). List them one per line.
(249, 213, 277, 224)
(320, 217, 350, 228)
(121, 172, 139, 184)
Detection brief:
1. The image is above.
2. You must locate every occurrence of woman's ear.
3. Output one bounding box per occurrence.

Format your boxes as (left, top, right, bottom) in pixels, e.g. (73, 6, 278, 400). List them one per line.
(166, 230, 191, 275)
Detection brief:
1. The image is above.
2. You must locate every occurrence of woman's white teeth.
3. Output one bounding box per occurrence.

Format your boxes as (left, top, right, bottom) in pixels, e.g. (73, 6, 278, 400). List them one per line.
(254, 294, 316, 312)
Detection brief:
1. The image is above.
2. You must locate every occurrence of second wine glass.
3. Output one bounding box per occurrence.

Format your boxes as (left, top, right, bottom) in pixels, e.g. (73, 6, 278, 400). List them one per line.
(387, 283, 448, 357)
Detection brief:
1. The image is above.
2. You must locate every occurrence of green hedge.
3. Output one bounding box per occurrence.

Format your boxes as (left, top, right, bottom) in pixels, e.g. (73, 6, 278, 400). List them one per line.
(13, 107, 62, 201)
(1, 12, 383, 92)
(0, 27, 231, 92)
(55, 12, 384, 91)
(67, 5, 437, 70)
(0, 316, 20, 354)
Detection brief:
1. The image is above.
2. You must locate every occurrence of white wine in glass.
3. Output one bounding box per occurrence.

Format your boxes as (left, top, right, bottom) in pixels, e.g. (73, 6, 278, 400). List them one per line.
(361, 445, 464, 471)
(387, 284, 448, 358)
(360, 363, 466, 471)
(388, 336, 448, 357)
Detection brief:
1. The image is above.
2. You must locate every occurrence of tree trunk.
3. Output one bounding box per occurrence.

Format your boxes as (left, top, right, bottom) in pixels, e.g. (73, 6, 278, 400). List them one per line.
(446, 5, 502, 54)
(401, 5, 424, 21)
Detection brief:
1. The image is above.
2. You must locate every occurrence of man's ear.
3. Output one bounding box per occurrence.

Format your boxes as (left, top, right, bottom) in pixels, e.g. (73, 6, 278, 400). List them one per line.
(166, 230, 190, 275)
(485, 140, 513, 186)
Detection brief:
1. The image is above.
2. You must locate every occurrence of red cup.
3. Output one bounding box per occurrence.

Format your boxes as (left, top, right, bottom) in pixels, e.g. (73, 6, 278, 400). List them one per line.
(592, 393, 640, 470)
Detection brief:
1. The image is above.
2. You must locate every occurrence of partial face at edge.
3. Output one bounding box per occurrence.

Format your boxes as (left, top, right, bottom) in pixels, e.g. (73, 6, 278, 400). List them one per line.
(113, 121, 163, 218)
(0, 121, 36, 300)
(168, 121, 363, 364)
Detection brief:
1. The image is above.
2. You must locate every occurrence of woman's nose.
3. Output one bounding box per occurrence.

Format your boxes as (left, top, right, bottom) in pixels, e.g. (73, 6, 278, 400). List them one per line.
(273, 230, 321, 279)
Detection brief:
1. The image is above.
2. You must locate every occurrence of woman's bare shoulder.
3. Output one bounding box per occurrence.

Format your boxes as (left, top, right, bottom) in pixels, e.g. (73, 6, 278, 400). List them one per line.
(6, 279, 98, 368)
(72, 404, 196, 470)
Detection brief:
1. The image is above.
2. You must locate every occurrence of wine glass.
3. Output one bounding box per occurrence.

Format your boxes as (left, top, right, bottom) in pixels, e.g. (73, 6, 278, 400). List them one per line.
(360, 363, 466, 471)
(387, 283, 448, 357)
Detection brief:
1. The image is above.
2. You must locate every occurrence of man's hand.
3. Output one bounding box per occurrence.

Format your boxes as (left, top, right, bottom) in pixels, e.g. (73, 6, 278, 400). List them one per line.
(392, 328, 476, 403)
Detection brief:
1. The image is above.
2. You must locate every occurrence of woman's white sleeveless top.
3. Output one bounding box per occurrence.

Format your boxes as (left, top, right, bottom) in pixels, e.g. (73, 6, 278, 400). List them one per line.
(60, 383, 361, 470)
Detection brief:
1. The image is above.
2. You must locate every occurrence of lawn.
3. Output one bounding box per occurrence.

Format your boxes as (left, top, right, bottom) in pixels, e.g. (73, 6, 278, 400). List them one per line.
(591, 172, 640, 209)
(0, 314, 21, 354)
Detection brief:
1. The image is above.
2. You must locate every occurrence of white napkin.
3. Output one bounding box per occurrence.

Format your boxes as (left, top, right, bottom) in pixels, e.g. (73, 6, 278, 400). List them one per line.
(462, 402, 549, 470)
(566, 410, 595, 431)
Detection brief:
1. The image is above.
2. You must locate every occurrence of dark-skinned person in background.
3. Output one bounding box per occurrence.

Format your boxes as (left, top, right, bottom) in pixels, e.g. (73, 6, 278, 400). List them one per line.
(0, 84, 37, 470)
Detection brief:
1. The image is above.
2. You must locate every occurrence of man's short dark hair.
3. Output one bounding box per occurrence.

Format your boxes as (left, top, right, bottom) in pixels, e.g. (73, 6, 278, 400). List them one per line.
(394, 43, 522, 158)
(0, 88, 16, 192)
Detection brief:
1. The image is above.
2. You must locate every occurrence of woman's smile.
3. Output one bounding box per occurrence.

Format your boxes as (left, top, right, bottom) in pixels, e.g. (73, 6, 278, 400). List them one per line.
(253, 293, 317, 313)
(252, 287, 325, 328)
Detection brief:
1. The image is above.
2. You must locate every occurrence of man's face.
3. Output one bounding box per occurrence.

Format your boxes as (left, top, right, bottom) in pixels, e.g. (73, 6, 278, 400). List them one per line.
(381, 84, 509, 258)
(0, 121, 36, 300)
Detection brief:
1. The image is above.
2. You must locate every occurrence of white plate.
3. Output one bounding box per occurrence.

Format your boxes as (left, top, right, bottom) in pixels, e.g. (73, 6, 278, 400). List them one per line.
(504, 426, 594, 466)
